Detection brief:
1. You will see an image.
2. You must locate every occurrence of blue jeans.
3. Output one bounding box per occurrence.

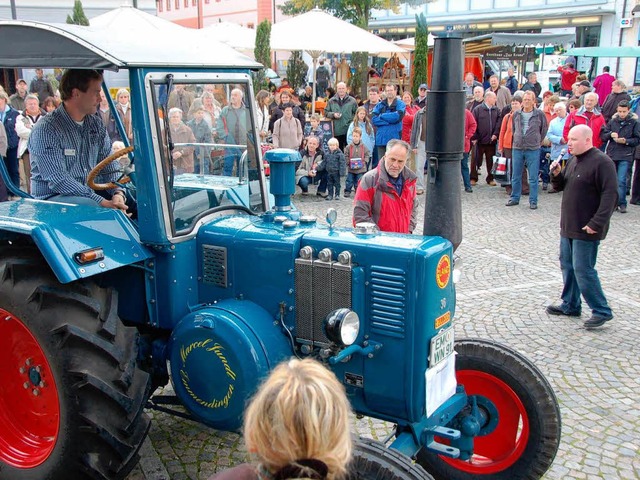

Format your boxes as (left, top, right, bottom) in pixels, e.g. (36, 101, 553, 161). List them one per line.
(461, 152, 472, 189)
(615, 160, 632, 207)
(510, 148, 540, 204)
(559, 237, 612, 318)
(298, 176, 312, 192)
(345, 172, 363, 193)
(223, 148, 242, 176)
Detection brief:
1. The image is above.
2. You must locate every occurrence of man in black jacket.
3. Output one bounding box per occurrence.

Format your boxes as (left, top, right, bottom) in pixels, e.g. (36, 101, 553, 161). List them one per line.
(600, 100, 640, 213)
(548, 124, 618, 328)
(471, 91, 502, 185)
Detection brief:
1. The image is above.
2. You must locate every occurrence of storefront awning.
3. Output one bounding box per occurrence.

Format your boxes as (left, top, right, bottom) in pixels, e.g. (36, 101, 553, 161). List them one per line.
(491, 32, 576, 46)
(566, 46, 640, 58)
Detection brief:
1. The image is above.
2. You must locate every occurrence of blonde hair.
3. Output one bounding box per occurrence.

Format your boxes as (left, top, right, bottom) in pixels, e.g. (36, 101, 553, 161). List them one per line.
(327, 137, 339, 147)
(111, 141, 126, 153)
(243, 358, 353, 479)
(352, 106, 373, 136)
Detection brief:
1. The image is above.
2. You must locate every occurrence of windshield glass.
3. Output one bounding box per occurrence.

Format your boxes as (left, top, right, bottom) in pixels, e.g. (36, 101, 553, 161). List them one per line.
(150, 78, 266, 235)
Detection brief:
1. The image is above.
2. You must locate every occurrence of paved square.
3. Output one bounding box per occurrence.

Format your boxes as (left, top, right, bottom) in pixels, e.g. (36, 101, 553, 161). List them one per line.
(129, 179, 640, 480)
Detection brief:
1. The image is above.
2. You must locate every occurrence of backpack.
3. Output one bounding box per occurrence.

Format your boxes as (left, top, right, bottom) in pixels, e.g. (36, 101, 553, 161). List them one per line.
(316, 66, 330, 84)
(348, 144, 366, 170)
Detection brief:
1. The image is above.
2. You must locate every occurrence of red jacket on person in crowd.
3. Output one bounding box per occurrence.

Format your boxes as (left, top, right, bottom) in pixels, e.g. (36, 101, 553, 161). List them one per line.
(563, 107, 606, 149)
(558, 64, 579, 91)
(464, 108, 477, 152)
(353, 162, 418, 234)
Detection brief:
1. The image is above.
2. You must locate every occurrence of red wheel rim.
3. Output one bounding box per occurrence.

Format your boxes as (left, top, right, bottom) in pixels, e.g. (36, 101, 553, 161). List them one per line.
(0, 308, 60, 468)
(440, 369, 530, 474)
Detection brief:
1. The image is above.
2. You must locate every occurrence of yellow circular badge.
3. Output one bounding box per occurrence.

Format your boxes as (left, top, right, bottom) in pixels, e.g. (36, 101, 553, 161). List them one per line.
(436, 255, 451, 289)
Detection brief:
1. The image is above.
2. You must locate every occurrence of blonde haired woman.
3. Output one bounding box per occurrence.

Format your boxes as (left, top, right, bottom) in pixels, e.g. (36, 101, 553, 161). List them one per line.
(211, 358, 353, 480)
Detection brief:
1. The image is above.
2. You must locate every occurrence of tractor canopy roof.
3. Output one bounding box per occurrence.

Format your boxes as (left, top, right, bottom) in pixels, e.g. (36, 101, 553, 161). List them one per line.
(0, 20, 262, 71)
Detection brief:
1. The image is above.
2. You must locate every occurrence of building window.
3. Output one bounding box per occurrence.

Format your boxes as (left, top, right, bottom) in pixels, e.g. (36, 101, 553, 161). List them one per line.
(175, 0, 180, 9)
(184, 0, 188, 7)
(158, 0, 163, 12)
(204, 0, 210, 4)
(247, 23, 254, 29)
(192, 0, 196, 5)
(166, 0, 171, 10)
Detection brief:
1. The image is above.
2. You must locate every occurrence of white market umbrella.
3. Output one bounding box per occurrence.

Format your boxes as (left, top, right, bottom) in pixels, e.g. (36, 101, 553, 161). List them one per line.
(204, 21, 256, 51)
(270, 8, 407, 113)
(90, 4, 184, 32)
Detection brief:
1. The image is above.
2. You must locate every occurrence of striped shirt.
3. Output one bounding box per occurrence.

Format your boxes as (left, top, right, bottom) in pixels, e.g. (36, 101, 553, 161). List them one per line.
(28, 104, 119, 203)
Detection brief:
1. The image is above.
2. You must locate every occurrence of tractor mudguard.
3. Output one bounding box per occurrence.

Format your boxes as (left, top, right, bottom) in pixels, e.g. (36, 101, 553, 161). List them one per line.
(0, 199, 152, 283)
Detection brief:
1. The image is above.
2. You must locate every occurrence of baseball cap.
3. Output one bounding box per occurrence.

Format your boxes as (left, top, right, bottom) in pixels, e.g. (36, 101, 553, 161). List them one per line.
(579, 80, 591, 87)
(419, 83, 428, 90)
(16, 79, 27, 85)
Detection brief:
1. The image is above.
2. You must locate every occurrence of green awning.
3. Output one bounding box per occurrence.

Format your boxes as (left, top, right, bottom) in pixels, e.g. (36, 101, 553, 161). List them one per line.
(566, 46, 640, 58)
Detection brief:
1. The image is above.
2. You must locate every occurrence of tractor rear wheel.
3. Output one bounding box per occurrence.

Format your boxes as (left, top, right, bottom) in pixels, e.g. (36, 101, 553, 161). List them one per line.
(349, 437, 434, 480)
(416, 339, 561, 480)
(0, 249, 151, 480)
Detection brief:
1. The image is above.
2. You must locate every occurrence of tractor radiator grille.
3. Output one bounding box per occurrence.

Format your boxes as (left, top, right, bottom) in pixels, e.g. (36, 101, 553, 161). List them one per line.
(295, 257, 352, 346)
(369, 266, 406, 338)
(202, 245, 228, 287)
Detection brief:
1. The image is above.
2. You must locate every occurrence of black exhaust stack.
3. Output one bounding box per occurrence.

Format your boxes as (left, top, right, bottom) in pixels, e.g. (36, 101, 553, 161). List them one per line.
(423, 33, 465, 251)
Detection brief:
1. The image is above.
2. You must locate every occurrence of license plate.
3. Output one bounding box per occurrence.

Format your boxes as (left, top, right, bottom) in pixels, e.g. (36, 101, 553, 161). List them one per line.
(429, 327, 454, 368)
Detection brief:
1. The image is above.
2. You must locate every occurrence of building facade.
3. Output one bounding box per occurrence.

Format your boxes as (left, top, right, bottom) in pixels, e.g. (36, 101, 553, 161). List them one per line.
(156, 0, 288, 29)
(0, 0, 156, 23)
(371, 0, 640, 85)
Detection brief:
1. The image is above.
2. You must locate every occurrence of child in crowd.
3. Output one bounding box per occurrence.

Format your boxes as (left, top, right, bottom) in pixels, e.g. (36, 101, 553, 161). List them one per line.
(318, 137, 346, 200)
(343, 127, 369, 198)
(308, 113, 325, 152)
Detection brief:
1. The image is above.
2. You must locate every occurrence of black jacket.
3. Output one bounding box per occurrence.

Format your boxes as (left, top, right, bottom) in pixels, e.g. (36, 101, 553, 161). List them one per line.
(550, 147, 618, 241)
(269, 102, 306, 133)
(471, 103, 502, 145)
(601, 92, 631, 124)
(601, 113, 640, 160)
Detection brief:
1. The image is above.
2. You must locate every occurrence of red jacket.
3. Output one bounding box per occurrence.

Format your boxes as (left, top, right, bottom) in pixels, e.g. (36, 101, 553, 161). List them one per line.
(402, 104, 420, 143)
(558, 65, 579, 91)
(563, 108, 606, 149)
(464, 108, 477, 152)
(353, 163, 418, 234)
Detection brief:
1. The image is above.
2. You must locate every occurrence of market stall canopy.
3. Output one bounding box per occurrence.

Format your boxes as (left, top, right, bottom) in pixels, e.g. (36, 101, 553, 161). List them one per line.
(566, 46, 640, 57)
(491, 32, 576, 46)
(0, 20, 261, 70)
(270, 8, 407, 55)
(203, 21, 256, 51)
(89, 4, 183, 32)
(392, 34, 436, 51)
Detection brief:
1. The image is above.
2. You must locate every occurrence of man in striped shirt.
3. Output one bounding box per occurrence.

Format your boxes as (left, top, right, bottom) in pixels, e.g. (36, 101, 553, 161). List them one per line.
(28, 69, 129, 214)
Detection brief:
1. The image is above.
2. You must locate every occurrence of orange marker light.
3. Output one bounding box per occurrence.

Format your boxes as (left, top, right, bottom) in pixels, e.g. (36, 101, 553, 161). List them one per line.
(74, 248, 105, 265)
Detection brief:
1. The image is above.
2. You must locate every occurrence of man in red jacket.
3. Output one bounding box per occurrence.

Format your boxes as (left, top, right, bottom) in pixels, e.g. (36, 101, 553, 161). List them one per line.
(557, 62, 579, 97)
(563, 92, 606, 149)
(353, 139, 418, 233)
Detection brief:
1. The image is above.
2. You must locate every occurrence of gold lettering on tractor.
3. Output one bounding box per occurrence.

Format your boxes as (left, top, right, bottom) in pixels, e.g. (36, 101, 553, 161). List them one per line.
(179, 340, 237, 409)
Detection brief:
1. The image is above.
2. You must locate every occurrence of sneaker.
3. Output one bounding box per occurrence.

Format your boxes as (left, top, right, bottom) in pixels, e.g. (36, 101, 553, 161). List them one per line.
(545, 305, 581, 317)
(505, 200, 519, 206)
(547, 188, 557, 194)
(464, 187, 473, 193)
(325, 195, 333, 201)
(416, 189, 425, 195)
(335, 195, 341, 200)
(583, 314, 613, 328)
(301, 191, 309, 196)
(530, 203, 538, 210)
(488, 180, 497, 186)
(316, 191, 328, 198)
(343, 191, 350, 198)
(542, 183, 548, 191)
(470, 180, 477, 186)
(619, 204, 627, 213)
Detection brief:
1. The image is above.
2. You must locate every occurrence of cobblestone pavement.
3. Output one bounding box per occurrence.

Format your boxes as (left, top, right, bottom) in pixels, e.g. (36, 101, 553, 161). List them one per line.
(128, 179, 640, 480)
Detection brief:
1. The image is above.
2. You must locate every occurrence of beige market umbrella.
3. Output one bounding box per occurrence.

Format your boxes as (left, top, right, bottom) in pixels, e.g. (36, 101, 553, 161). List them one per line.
(204, 21, 256, 51)
(270, 8, 407, 112)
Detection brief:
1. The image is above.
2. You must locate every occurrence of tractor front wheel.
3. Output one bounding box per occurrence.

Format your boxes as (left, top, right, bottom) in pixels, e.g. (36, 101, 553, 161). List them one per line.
(417, 339, 561, 480)
(349, 437, 434, 480)
(0, 250, 151, 480)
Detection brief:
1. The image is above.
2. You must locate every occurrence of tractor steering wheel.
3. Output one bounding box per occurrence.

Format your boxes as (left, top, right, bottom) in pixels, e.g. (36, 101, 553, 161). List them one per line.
(87, 146, 134, 191)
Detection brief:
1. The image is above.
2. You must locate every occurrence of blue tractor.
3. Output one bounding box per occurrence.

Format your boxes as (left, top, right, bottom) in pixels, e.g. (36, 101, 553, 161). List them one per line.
(0, 19, 560, 480)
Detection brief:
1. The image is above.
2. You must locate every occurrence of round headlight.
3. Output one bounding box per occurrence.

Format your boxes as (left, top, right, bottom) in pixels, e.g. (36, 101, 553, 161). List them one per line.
(324, 308, 360, 346)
